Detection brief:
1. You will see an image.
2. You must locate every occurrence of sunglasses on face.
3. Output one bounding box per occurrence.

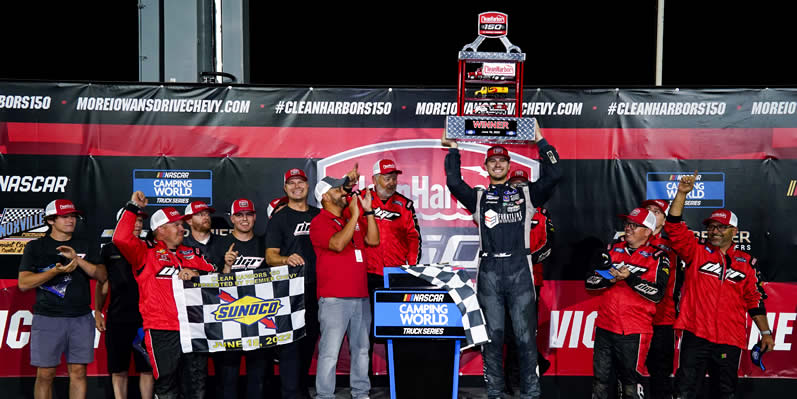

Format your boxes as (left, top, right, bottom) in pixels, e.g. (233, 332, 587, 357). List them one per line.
(624, 222, 644, 230)
(706, 224, 732, 232)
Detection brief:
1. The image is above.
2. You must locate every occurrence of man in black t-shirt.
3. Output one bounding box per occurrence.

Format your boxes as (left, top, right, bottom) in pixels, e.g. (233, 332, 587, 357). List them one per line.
(17, 199, 107, 399)
(183, 201, 217, 255)
(95, 208, 154, 399)
(207, 198, 278, 399)
(266, 168, 320, 399)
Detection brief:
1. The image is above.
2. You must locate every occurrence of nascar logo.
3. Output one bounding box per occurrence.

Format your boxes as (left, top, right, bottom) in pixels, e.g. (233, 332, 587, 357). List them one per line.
(213, 292, 281, 327)
(156, 171, 190, 179)
(402, 293, 445, 302)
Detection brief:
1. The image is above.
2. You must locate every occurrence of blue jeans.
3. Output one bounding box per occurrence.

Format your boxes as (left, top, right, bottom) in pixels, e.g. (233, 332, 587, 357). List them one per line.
(316, 297, 371, 399)
(478, 256, 540, 399)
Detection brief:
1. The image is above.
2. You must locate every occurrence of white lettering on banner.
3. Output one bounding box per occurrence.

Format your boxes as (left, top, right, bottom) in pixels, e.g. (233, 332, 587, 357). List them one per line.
(280, 101, 392, 115)
(751, 101, 797, 115)
(74, 97, 250, 114)
(612, 101, 726, 116)
(398, 303, 449, 325)
(6, 311, 32, 349)
(153, 179, 193, 196)
(0, 176, 68, 193)
(415, 102, 457, 115)
(0, 95, 51, 110)
(523, 102, 583, 116)
(549, 310, 597, 349)
(748, 312, 796, 351)
(0, 311, 6, 348)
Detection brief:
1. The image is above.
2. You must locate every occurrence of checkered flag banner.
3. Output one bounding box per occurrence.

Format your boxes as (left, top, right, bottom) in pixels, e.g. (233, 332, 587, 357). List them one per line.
(173, 265, 306, 353)
(400, 264, 489, 350)
(0, 208, 43, 224)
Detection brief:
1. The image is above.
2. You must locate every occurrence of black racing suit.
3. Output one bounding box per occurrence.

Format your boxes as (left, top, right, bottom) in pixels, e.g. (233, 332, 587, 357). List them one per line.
(445, 140, 561, 399)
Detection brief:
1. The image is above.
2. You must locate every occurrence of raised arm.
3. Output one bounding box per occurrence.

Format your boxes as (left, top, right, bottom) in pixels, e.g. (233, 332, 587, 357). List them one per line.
(529, 125, 563, 207)
(360, 190, 380, 247)
(112, 191, 148, 268)
(663, 171, 700, 265)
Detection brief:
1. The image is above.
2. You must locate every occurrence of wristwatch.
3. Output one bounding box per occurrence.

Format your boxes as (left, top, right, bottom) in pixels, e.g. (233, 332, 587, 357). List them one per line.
(760, 330, 772, 335)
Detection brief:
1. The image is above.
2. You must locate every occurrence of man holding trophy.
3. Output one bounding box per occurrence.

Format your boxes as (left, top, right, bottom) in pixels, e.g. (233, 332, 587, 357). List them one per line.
(441, 123, 561, 399)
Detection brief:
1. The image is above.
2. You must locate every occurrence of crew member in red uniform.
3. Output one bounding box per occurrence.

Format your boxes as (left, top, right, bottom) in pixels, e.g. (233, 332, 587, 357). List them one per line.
(585, 207, 670, 399)
(363, 159, 421, 376)
(665, 172, 773, 399)
(638, 199, 683, 399)
(113, 191, 216, 399)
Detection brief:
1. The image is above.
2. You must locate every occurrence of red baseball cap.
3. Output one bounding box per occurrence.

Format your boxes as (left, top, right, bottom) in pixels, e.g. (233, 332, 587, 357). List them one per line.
(230, 198, 256, 215)
(702, 209, 738, 228)
(641, 199, 669, 214)
(507, 169, 529, 182)
(44, 199, 83, 217)
(485, 145, 510, 162)
(150, 207, 190, 231)
(267, 196, 289, 219)
(284, 168, 308, 184)
(618, 208, 657, 231)
(184, 201, 215, 216)
(372, 159, 402, 175)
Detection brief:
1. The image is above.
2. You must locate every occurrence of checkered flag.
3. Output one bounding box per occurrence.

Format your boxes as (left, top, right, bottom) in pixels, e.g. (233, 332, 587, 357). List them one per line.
(173, 265, 306, 353)
(400, 264, 489, 350)
(0, 208, 43, 224)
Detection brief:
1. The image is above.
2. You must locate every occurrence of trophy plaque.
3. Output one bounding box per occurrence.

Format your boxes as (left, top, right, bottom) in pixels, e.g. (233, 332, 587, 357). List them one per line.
(446, 11, 537, 143)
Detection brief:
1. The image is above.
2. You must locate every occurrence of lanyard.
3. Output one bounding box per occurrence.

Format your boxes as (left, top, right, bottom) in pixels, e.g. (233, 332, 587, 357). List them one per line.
(332, 217, 359, 249)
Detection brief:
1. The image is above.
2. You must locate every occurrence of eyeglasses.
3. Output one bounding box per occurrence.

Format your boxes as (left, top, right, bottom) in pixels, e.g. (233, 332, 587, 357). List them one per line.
(706, 224, 732, 232)
(624, 222, 643, 230)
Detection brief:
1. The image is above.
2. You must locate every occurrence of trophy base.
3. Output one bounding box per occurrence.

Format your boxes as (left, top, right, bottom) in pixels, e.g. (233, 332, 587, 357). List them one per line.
(446, 115, 537, 144)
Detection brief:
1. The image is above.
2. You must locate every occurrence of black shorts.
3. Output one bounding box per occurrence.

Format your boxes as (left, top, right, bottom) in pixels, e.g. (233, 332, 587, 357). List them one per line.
(105, 321, 151, 374)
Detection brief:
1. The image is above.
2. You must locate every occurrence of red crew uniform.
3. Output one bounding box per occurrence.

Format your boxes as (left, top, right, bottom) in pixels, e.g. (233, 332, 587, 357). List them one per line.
(363, 188, 421, 274)
(664, 217, 765, 349)
(112, 204, 215, 331)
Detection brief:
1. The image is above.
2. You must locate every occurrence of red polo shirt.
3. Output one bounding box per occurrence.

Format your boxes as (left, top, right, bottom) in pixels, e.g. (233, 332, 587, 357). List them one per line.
(310, 208, 368, 299)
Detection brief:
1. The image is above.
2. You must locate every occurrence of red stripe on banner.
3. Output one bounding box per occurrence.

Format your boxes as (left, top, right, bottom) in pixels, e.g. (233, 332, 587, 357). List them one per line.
(4, 123, 797, 159)
(1, 279, 796, 377)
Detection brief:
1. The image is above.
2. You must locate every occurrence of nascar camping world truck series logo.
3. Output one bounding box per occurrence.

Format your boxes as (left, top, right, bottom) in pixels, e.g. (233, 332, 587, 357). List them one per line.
(133, 169, 213, 206)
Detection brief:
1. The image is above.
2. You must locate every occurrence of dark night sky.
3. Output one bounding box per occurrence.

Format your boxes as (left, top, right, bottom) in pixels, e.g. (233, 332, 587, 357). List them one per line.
(1, 2, 794, 87)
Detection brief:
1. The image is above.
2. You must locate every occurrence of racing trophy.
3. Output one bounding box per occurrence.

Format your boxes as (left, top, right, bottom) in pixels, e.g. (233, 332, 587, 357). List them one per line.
(446, 11, 537, 143)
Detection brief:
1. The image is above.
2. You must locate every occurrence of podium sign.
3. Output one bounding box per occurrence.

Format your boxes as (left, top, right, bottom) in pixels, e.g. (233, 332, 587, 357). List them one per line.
(373, 290, 465, 339)
(446, 11, 538, 144)
(379, 268, 462, 399)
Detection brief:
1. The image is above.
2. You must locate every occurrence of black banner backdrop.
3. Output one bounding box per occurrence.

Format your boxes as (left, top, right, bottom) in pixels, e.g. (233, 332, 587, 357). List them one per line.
(2, 82, 797, 387)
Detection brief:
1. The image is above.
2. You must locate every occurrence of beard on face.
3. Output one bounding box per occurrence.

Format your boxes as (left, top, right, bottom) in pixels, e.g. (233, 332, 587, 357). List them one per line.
(191, 218, 211, 233)
(375, 184, 395, 199)
(333, 193, 349, 209)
